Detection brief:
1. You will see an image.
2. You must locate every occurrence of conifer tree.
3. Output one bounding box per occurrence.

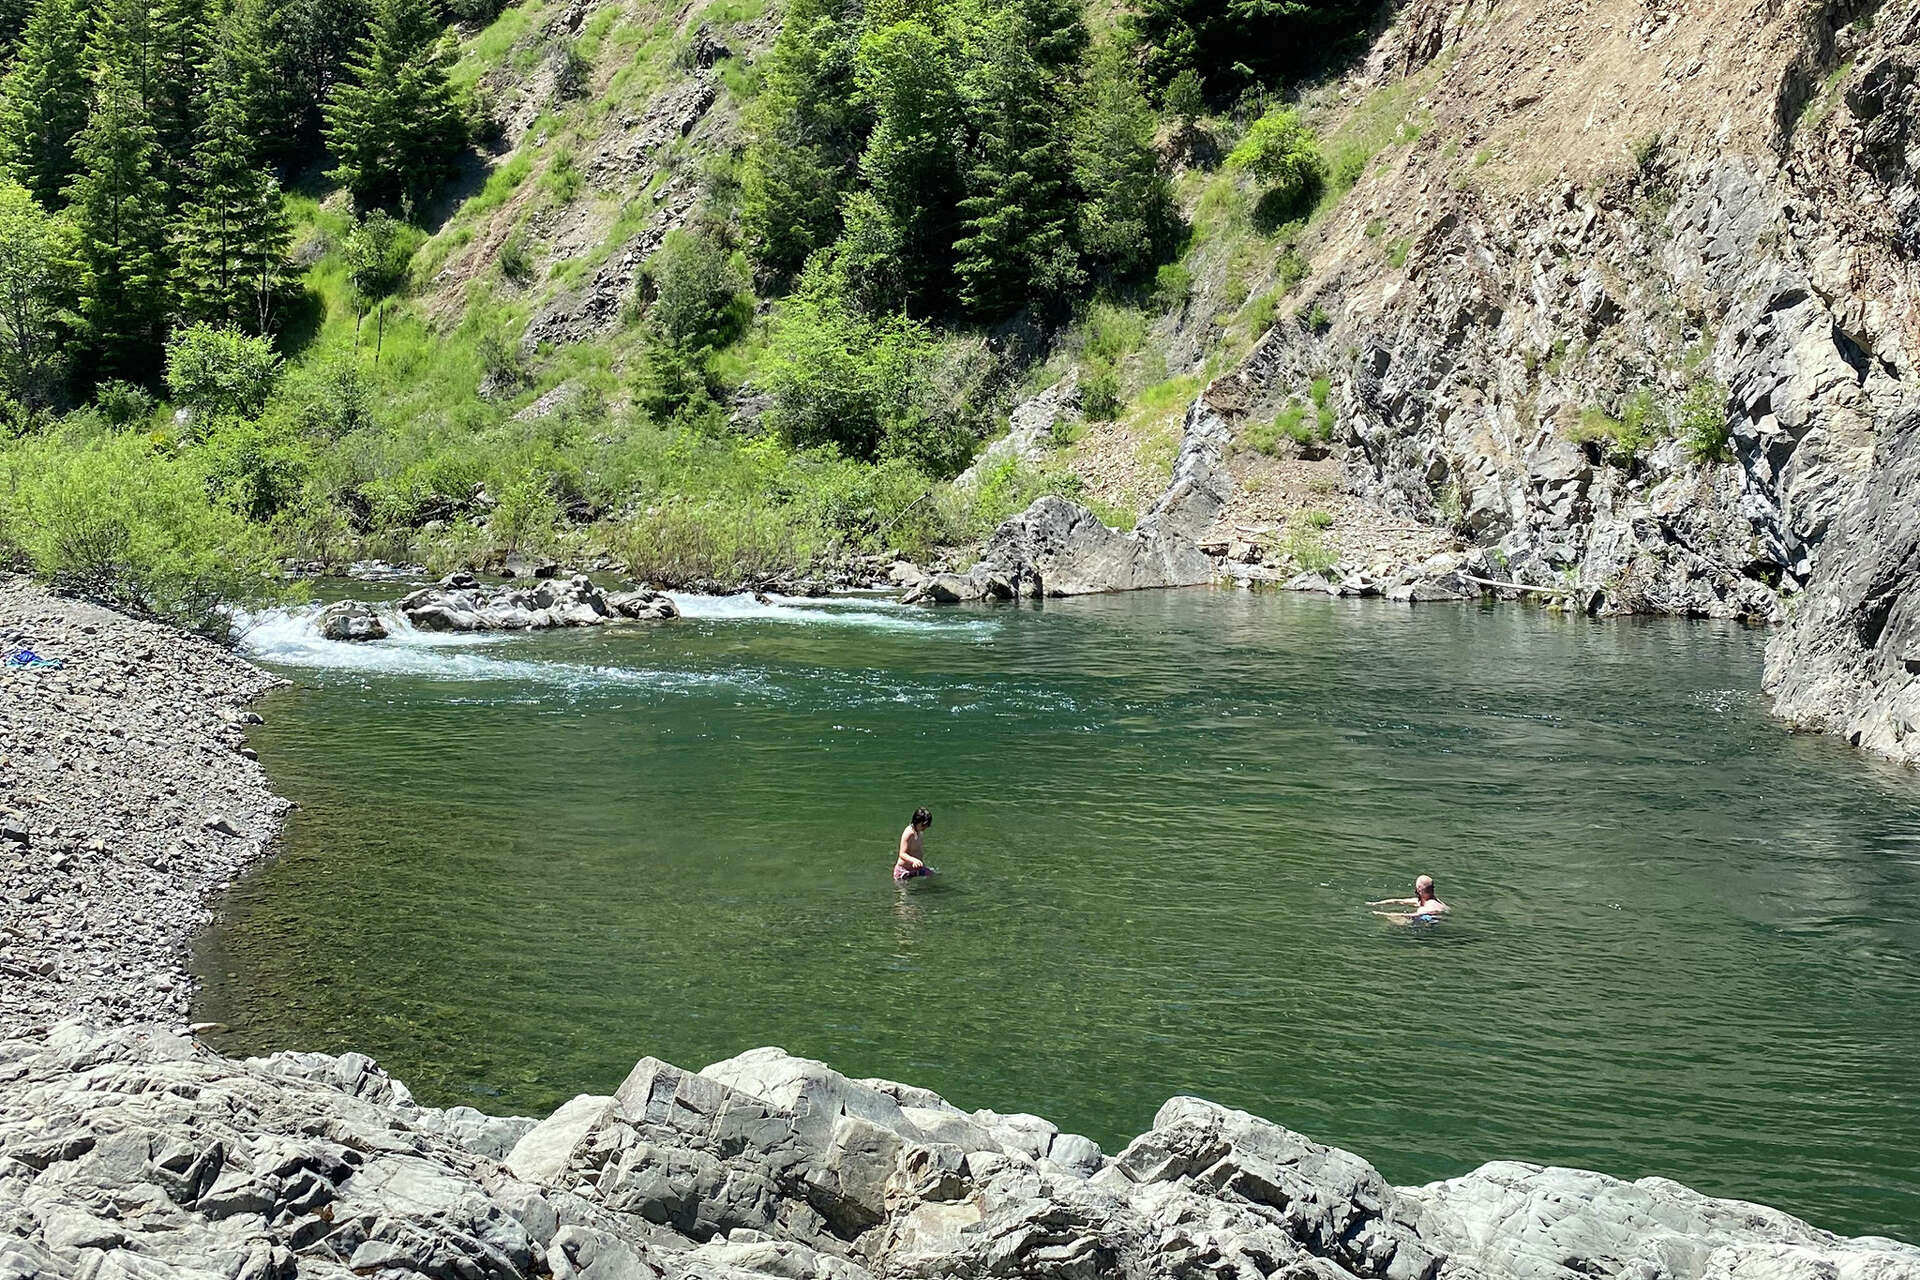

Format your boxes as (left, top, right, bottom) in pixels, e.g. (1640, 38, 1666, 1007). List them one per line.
(848, 18, 962, 313)
(270, 0, 369, 164)
(68, 61, 172, 379)
(1072, 43, 1176, 284)
(952, 1, 1080, 319)
(148, 0, 212, 203)
(0, 0, 92, 207)
(0, 0, 39, 66)
(323, 0, 464, 211)
(85, 0, 153, 103)
(173, 40, 291, 332)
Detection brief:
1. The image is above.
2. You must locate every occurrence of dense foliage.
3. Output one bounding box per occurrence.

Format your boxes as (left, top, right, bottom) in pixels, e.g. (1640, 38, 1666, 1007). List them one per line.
(1129, 0, 1379, 103)
(0, 0, 462, 399)
(740, 0, 1176, 323)
(0, 0, 1395, 628)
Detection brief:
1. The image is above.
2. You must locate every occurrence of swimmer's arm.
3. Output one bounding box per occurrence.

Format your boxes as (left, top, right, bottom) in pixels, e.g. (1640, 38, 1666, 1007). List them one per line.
(897, 831, 926, 870)
(1366, 897, 1418, 906)
(1371, 911, 1413, 923)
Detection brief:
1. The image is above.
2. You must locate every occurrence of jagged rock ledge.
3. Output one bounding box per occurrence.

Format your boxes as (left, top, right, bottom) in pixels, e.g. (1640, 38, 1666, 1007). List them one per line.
(1, 1023, 1913, 1280)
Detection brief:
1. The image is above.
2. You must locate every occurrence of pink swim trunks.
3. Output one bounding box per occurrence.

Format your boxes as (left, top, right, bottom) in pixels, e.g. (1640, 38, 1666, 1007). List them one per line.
(893, 864, 931, 882)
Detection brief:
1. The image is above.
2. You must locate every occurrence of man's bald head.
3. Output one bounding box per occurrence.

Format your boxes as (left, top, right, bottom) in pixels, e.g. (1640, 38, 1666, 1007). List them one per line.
(1415, 874, 1436, 900)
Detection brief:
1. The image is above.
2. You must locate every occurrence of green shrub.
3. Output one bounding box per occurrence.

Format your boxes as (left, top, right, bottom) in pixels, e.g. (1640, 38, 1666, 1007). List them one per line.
(1678, 380, 1732, 464)
(1286, 526, 1337, 574)
(499, 230, 535, 285)
(1082, 361, 1122, 421)
(1228, 108, 1323, 222)
(1275, 247, 1309, 294)
(543, 147, 583, 205)
(1305, 304, 1331, 334)
(95, 380, 155, 428)
(1300, 506, 1333, 529)
(761, 263, 992, 476)
(1153, 262, 1193, 306)
(959, 457, 1087, 540)
(1570, 389, 1665, 468)
(165, 324, 282, 418)
(1164, 69, 1204, 127)
(197, 416, 313, 521)
(488, 468, 561, 555)
(640, 228, 754, 354)
(0, 431, 283, 632)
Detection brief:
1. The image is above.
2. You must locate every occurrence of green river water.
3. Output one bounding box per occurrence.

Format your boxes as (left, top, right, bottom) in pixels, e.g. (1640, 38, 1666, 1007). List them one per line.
(195, 587, 1920, 1241)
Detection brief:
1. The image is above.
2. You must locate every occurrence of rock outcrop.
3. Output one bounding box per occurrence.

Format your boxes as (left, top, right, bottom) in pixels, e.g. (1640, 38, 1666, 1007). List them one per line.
(1127, 0, 1920, 761)
(951, 375, 1084, 491)
(399, 573, 678, 632)
(3, 1024, 1914, 1280)
(908, 397, 1235, 604)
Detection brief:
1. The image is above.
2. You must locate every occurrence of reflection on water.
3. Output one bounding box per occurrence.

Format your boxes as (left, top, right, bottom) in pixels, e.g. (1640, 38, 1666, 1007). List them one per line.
(199, 589, 1920, 1240)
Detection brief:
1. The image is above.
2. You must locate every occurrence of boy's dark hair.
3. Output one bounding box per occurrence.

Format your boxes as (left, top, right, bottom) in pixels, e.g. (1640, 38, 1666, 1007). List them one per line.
(912, 807, 932, 828)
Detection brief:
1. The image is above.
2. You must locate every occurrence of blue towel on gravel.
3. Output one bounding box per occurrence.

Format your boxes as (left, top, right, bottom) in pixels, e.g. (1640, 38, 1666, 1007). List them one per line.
(5, 649, 62, 669)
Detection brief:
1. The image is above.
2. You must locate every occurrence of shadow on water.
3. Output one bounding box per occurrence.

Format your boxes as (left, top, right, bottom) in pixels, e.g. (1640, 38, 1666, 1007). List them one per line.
(195, 589, 1920, 1242)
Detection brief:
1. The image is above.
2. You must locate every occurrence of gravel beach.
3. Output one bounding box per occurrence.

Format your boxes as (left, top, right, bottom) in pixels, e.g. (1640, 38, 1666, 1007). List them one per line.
(0, 576, 286, 1037)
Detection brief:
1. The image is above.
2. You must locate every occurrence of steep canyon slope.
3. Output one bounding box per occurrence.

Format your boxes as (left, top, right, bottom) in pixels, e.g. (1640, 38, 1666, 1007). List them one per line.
(1172, 0, 1919, 760)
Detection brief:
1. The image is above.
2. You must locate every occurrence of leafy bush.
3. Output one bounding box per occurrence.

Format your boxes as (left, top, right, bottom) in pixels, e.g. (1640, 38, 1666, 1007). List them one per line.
(1081, 362, 1121, 420)
(1227, 108, 1323, 222)
(196, 416, 313, 521)
(1275, 247, 1309, 295)
(1154, 262, 1193, 306)
(1678, 380, 1732, 464)
(640, 228, 753, 355)
(499, 230, 535, 286)
(488, 468, 560, 555)
(344, 211, 418, 306)
(165, 324, 282, 417)
(0, 430, 282, 632)
(95, 379, 155, 428)
(761, 264, 992, 476)
(1570, 389, 1665, 467)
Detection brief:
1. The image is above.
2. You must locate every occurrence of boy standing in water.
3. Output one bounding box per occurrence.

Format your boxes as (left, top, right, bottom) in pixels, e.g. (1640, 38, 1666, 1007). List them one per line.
(894, 808, 934, 881)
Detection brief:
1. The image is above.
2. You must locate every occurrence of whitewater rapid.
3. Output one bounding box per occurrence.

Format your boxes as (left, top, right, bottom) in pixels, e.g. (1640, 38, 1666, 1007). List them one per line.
(233, 588, 995, 685)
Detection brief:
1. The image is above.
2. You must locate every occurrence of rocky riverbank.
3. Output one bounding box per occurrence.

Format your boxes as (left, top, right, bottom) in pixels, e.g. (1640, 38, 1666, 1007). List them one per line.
(2, 1023, 1915, 1280)
(4, 576, 1917, 1276)
(0, 577, 287, 1038)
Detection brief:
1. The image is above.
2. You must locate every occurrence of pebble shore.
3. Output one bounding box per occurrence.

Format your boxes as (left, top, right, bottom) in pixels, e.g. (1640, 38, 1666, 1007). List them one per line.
(0, 576, 286, 1038)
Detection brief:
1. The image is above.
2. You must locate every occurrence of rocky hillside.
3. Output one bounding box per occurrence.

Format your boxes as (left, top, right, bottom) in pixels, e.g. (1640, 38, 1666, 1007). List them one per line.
(973, 0, 1918, 762)
(3, 1023, 1916, 1279)
(265, 0, 1920, 765)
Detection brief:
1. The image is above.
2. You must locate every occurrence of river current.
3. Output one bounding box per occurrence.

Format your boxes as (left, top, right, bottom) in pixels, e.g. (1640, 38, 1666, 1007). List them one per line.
(195, 586, 1920, 1240)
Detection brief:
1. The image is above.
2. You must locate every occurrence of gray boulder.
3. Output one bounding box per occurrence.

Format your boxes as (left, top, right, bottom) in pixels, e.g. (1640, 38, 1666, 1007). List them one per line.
(398, 574, 677, 632)
(316, 600, 388, 642)
(3, 1027, 1915, 1280)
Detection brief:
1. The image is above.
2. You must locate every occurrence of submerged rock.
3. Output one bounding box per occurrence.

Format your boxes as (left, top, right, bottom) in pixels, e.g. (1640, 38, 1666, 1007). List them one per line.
(2, 1025, 1912, 1280)
(398, 573, 678, 631)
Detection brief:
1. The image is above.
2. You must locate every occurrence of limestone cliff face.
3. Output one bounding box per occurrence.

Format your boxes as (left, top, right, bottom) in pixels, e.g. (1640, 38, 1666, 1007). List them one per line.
(1187, 0, 1918, 758)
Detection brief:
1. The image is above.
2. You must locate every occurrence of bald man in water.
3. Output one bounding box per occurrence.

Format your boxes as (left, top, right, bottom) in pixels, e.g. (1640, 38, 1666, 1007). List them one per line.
(1368, 874, 1449, 923)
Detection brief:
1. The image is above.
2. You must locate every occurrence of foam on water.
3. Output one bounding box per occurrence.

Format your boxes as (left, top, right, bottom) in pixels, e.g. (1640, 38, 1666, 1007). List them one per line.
(667, 590, 989, 634)
(233, 588, 987, 691)
(234, 604, 749, 692)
